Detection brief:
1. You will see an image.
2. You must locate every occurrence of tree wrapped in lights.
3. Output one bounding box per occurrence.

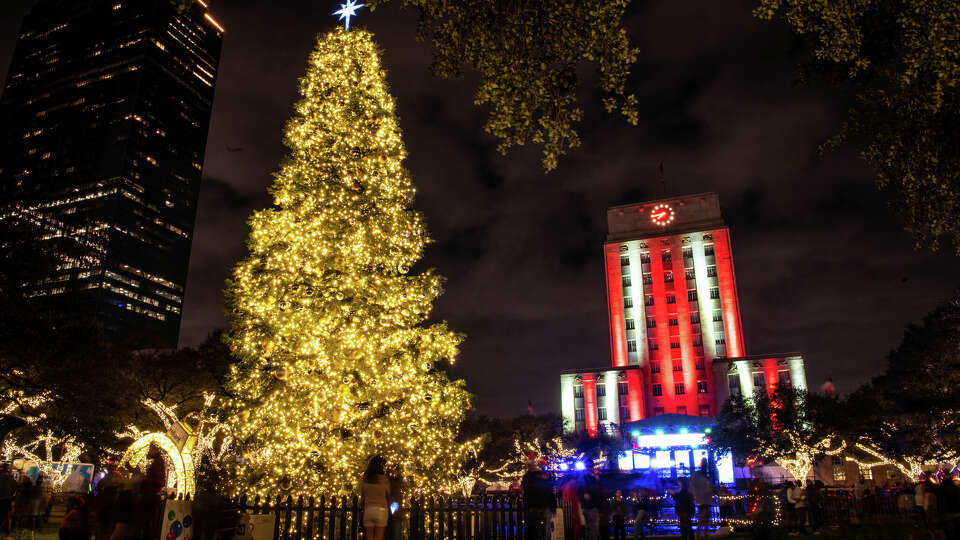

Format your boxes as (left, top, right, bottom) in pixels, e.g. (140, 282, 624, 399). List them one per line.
(224, 28, 477, 497)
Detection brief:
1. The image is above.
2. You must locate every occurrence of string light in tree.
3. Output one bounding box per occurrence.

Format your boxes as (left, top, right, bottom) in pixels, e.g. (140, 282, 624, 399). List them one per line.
(223, 27, 479, 498)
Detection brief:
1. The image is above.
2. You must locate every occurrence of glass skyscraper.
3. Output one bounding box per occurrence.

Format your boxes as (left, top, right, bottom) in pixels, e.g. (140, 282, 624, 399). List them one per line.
(0, 0, 223, 347)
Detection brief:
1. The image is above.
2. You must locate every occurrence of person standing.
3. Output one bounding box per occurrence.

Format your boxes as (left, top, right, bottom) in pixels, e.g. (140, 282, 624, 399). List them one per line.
(790, 481, 807, 535)
(59, 496, 89, 540)
(609, 491, 627, 540)
(690, 468, 713, 539)
(521, 459, 554, 540)
(804, 480, 822, 533)
(0, 465, 15, 538)
(673, 478, 695, 540)
(784, 481, 798, 534)
(579, 469, 602, 540)
(361, 456, 391, 540)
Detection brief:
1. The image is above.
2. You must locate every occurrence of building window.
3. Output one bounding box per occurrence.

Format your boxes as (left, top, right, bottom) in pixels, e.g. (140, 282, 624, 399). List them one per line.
(728, 375, 741, 397)
(653, 407, 665, 416)
(574, 384, 584, 398)
(624, 297, 633, 308)
(648, 340, 659, 351)
(666, 295, 676, 304)
(709, 287, 720, 299)
(618, 381, 628, 396)
(627, 340, 637, 352)
(832, 456, 846, 482)
(676, 406, 687, 415)
(598, 407, 608, 421)
(622, 275, 632, 287)
(575, 408, 585, 421)
(672, 361, 683, 372)
(646, 318, 656, 328)
(643, 274, 653, 285)
(685, 269, 695, 280)
(696, 358, 705, 370)
(697, 381, 708, 393)
(669, 318, 679, 326)
(715, 337, 726, 346)
(699, 405, 711, 417)
(625, 319, 636, 330)
(706, 266, 717, 277)
(690, 314, 700, 324)
(712, 310, 723, 322)
(621, 255, 630, 267)
(670, 341, 681, 349)
(860, 466, 873, 480)
(682, 247, 693, 259)
(664, 271, 674, 282)
(662, 251, 672, 262)
(652, 384, 663, 396)
(650, 362, 661, 374)
(645, 295, 655, 305)
(753, 373, 766, 390)
(687, 290, 697, 301)
(619, 407, 630, 421)
(704, 245, 714, 256)
(778, 370, 792, 386)
(675, 383, 685, 395)
(640, 252, 650, 263)
(596, 384, 607, 397)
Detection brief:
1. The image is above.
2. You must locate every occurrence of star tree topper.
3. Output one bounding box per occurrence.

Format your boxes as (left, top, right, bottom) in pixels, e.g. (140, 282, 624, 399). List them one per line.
(334, 0, 364, 30)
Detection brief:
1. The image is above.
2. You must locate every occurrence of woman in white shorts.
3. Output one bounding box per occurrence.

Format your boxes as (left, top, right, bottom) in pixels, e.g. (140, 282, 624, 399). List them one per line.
(361, 456, 391, 540)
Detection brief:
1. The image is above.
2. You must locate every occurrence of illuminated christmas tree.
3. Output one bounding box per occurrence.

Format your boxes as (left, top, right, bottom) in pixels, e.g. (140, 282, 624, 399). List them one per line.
(224, 27, 477, 497)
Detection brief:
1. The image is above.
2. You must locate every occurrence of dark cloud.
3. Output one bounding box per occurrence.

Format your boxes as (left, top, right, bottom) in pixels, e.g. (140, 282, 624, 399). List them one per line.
(3, 0, 959, 417)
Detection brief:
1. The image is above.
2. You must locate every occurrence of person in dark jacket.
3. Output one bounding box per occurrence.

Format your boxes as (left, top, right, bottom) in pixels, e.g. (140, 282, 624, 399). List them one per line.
(521, 460, 554, 540)
(59, 496, 89, 540)
(610, 490, 628, 540)
(580, 470, 602, 540)
(673, 478, 695, 540)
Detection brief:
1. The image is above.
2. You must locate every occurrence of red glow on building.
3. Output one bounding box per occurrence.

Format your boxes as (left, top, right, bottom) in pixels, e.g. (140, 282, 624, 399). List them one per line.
(604, 245, 629, 368)
(712, 230, 744, 358)
(582, 373, 598, 436)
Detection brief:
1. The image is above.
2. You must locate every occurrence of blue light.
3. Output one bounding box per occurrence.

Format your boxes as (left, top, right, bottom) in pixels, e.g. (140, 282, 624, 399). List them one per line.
(574, 461, 586, 471)
(559, 463, 569, 471)
(705, 427, 712, 433)
(333, 0, 364, 30)
(680, 427, 689, 434)
(655, 428, 664, 435)
(631, 430, 640, 439)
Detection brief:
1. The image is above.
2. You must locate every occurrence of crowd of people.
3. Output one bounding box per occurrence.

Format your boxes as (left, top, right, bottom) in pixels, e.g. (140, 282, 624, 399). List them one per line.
(0, 451, 172, 540)
(516, 458, 720, 540)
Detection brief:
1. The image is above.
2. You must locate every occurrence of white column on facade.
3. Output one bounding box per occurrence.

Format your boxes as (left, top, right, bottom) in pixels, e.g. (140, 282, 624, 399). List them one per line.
(626, 241, 648, 366)
(691, 236, 718, 360)
(788, 356, 807, 391)
(560, 374, 576, 433)
(604, 371, 620, 428)
(735, 360, 755, 399)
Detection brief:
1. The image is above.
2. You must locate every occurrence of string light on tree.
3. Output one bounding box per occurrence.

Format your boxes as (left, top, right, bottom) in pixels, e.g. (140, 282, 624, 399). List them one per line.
(223, 27, 479, 498)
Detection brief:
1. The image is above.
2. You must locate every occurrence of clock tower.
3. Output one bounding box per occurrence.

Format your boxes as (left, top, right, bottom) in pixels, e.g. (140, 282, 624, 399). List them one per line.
(602, 193, 745, 423)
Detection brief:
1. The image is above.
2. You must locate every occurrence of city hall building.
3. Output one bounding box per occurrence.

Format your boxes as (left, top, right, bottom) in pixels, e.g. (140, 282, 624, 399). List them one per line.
(560, 193, 808, 436)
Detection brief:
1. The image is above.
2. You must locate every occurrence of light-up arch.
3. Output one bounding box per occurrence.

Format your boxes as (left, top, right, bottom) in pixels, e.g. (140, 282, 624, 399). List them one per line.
(120, 431, 196, 497)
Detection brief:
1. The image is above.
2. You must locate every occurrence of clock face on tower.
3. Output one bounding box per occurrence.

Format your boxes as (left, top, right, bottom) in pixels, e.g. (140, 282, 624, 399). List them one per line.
(649, 203, 675, 226)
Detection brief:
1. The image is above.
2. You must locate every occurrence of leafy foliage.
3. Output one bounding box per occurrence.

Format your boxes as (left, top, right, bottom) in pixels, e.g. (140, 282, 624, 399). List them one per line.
(711, 384, 838, 479)
(873, 291, 960, 465)
(368, 0, 639, 171)
(756, 0, 960, 251)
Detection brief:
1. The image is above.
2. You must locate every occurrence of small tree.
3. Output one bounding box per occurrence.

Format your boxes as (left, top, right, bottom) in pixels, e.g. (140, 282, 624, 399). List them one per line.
(711, 384, 840, 482)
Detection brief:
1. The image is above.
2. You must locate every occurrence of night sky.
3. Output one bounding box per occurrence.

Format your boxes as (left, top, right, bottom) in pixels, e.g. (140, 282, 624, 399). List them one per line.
(3, 0, 959, 418)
